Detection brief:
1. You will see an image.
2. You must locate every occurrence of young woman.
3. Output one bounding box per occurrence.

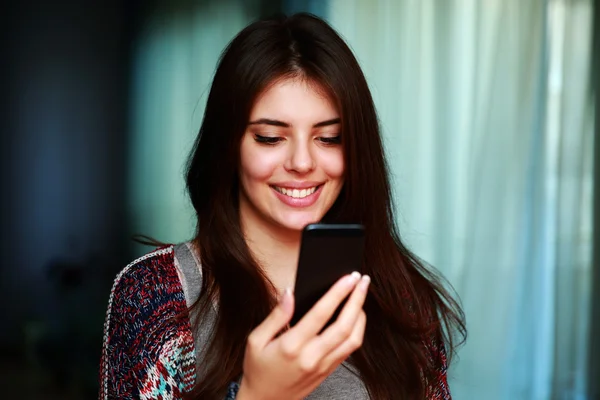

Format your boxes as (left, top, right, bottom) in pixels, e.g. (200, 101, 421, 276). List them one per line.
(100, 12, 466, 400)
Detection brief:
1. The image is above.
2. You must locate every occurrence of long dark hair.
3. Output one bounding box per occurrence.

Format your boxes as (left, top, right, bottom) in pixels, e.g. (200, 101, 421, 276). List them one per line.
(185, 13, 466, 399)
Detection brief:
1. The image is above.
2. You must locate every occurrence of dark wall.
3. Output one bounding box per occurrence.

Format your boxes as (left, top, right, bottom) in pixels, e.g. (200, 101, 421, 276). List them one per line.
(1, 0, 142, 396)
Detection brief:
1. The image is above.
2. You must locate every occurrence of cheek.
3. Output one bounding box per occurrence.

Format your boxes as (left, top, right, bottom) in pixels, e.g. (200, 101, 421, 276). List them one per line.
(321, 150, 345, 180)
(240, 143, 281, 186)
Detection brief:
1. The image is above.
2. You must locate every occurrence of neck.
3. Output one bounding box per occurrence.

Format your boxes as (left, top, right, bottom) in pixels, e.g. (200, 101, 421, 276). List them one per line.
(240, 208, 302, 296)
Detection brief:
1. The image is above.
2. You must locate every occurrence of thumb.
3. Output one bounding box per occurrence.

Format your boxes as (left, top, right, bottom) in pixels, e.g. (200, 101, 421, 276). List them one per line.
(250, 288, 295, 347)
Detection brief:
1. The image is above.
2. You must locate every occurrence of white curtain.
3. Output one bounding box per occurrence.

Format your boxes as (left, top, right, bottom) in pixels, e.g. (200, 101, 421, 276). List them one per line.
(326, 0, 594, 399)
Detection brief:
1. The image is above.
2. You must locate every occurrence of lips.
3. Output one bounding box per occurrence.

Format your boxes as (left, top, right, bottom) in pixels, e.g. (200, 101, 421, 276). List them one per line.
(270, 184, 324, 207)
(272, 185, 319, 199)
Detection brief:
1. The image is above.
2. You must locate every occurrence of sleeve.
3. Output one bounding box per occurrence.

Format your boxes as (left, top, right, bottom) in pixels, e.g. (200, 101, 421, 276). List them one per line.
(98, 268, 143, 399)
(424, 334, 452, 400)
(225, 382, 240, 399)
(98, 250, 197, 400)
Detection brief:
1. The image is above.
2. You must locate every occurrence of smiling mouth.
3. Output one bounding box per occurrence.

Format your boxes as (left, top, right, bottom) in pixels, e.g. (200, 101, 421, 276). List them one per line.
(271, 185, 322, 199)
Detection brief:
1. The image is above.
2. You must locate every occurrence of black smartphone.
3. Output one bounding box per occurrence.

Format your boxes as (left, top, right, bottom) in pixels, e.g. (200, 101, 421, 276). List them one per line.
(291, 223, 366, 327)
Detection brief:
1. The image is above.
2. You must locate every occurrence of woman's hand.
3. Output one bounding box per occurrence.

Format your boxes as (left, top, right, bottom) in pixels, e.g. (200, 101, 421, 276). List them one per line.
(236, 272, 370, 400)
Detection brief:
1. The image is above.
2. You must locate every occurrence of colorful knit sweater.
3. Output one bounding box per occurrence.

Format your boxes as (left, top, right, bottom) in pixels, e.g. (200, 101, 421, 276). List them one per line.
(99, 245, 452, 399)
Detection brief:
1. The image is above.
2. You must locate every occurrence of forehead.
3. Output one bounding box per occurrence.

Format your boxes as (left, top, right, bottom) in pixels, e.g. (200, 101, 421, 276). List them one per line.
(249, 77, 338, 123)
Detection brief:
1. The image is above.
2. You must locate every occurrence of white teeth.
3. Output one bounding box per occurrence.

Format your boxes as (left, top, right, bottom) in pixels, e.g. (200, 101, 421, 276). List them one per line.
(276, 186, 318, 198)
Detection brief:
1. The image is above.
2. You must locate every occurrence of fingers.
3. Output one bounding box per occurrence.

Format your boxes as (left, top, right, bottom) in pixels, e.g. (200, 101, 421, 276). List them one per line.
(321, 309, 367, 367)
(291, 272, 362, 341)
(247, 288, 295, 349)
(304, 275, 370, 358)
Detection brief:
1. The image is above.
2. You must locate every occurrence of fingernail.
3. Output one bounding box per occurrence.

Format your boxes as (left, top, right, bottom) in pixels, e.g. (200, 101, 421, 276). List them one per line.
(359, 275, 371, 292)
(280, 287, 293, 312)
(344, 271, 361, 286)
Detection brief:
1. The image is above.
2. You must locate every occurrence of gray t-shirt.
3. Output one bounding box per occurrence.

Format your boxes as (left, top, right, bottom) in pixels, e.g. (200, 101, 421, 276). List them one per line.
(174, 243, 370, 400)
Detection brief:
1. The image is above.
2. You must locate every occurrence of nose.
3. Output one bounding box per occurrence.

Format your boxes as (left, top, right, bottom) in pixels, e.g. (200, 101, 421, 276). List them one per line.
(284, 138, 316, 174)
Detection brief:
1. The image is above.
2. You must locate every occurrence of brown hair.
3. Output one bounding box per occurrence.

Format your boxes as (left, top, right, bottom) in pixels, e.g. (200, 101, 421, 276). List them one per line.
(185, 12, 466, 399)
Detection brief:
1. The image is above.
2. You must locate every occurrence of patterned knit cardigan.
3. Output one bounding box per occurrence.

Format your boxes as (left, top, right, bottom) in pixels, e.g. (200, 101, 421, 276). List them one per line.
(99, 245, 452, 399)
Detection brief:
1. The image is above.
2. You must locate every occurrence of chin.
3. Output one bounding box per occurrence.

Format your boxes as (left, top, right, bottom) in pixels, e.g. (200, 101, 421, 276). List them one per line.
(277, 213, 322, 232)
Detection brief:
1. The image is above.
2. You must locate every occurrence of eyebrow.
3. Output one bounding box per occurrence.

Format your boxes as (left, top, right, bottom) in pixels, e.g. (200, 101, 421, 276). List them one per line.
(247, 117, 341, 128)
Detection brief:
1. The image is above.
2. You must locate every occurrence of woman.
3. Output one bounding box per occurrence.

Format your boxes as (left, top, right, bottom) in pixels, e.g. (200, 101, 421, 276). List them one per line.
(100, 12, 466, 400)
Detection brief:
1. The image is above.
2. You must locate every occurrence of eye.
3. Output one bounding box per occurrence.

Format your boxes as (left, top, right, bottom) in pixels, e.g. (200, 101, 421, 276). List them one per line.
(254, 134, 283, 145)
(317, 135, 341, 145)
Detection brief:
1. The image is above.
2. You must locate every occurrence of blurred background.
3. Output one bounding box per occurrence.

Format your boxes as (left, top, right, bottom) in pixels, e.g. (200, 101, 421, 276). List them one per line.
(1, 0, 597, 399)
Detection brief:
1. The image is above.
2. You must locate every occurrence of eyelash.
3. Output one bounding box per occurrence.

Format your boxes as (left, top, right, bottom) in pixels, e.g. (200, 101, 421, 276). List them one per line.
(253, 134, 342, 145)
(254, 135, 282, 145)
(319, 136, 342, 145)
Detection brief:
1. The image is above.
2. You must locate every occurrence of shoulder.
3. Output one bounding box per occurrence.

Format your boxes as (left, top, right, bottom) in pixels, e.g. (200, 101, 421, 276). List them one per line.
(110, 245, 180, 302)
(100, 245, 197, 399)
(104, 244, 191, 347)
(105, 245, 188, 333)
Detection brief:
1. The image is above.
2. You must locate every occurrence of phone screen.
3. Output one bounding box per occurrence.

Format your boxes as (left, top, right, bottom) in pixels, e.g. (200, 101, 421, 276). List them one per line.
(291, 223, 365, 327)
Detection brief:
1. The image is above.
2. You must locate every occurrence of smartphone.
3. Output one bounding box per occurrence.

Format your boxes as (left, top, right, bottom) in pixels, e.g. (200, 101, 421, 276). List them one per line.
(291, 223, 366, 327)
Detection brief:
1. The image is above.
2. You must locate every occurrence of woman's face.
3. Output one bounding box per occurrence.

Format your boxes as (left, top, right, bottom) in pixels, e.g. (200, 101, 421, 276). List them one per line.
(239, 77, 344, 233)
